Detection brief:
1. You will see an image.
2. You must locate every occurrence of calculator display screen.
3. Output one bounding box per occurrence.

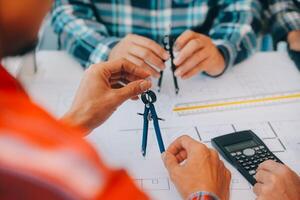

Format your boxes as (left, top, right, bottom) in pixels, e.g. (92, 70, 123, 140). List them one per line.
(224, 140, 258, 152)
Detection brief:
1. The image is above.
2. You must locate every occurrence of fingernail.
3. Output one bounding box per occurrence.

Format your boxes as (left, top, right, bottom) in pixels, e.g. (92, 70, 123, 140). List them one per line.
(174, 69, 181, 77)
(140, 80, 151, 91)
(182, 76, 188, 80)
(163, 52, 170, 60)
(174, 43, 179, 51)
(173, 56, 180, 66)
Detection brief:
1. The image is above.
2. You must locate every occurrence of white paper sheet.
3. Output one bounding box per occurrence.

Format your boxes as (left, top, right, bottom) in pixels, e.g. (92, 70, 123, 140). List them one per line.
(21, 51, 300, 200)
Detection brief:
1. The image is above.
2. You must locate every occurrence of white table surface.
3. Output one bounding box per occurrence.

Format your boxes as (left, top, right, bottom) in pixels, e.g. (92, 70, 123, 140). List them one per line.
(18, 51, 300, 200)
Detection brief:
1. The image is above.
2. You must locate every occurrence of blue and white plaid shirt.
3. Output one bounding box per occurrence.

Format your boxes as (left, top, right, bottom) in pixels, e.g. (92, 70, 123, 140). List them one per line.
(259, 0, 300, 43)
(52, 0, 258, 69)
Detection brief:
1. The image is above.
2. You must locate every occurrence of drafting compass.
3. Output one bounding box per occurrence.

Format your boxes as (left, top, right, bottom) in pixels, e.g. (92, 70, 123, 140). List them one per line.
(138, 90, 165, 156)
(157, 35, 179, 94)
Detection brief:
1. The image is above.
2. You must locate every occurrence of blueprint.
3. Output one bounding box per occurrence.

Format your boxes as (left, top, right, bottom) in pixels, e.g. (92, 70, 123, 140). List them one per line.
(20, 51, 300, 200)
(88, 120, 300, 200)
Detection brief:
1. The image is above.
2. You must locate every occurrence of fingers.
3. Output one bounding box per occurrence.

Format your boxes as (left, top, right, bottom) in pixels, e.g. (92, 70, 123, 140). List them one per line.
(116, 79, 152, 103)
(174, 50, 209, 78)
(167, 135, 209, 159)
(257, 160, 281, 172)
(128, 44, 166, 71)
(173, 38, 204, 66)
(174, 30, 199, 51)
(162, 151, 179, 171)
(131, 34, 169, 60)
(175, 149, 188, 163)
(253, 183, 264, 196)
(126, 54, 160, 78)
(101, 58, 151, 79)
(181, 57, 210, 79)
(255, 169, 272, 183)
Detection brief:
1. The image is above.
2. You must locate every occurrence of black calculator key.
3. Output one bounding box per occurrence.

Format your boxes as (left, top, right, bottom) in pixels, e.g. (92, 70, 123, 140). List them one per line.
(249, 170, 256, 175)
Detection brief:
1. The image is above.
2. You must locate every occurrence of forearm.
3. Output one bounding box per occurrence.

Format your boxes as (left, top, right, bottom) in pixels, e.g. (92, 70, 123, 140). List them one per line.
(209, 0, 257, 66)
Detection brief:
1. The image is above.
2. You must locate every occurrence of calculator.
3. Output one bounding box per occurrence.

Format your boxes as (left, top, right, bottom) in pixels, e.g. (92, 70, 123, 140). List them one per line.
(212, 130, 283, 185)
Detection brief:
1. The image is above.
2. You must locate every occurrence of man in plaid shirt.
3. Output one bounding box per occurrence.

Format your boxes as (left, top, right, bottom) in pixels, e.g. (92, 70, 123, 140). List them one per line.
(52, 0, 258, 79)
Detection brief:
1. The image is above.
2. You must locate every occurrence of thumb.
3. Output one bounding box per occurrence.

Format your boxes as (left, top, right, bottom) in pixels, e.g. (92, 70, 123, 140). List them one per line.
(162, 151, 179, 172)
(117, 80, 152, 102)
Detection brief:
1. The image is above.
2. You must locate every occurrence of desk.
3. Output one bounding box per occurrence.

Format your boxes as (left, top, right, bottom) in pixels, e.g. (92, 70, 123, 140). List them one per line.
(21, 51, 300, 200)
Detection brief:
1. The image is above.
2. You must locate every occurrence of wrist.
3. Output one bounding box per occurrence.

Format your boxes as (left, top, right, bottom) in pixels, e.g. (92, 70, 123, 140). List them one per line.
(61, 109, 92, 135)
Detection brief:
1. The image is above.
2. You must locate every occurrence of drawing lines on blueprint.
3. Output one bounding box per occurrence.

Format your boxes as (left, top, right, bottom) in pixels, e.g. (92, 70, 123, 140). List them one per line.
(135, 178, 170, 191)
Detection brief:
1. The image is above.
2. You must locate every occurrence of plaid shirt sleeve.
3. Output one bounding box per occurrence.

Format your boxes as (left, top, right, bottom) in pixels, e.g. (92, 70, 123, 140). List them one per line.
(209, 0, 258, 66)
(51, 0, 121, 68)
(266, 0, 300, 43)
(188, 191, 220, 200)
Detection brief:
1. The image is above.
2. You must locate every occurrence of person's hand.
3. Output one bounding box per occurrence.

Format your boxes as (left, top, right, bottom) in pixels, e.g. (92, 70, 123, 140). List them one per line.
(109, 34, 169, 78)
(173, 30, 225, 79)
(162, 135, 231, 200)
(288, 30, 300, 51)
(61, 58, 152, 134)
(254, 160, 300, 200)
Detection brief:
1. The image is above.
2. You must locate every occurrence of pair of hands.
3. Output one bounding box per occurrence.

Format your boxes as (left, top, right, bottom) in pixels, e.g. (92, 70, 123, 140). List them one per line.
(163, 135, 300, 200)
(109, 30, 226, 79)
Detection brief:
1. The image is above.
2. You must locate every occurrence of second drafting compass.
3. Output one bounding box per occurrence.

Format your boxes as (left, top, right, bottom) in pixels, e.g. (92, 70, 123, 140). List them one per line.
(158, 35, 180, 94)
(138, 90, 165, 157)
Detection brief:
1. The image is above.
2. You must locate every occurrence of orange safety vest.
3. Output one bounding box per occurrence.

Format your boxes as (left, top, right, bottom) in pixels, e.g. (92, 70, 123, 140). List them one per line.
(0, 64, 148, 200)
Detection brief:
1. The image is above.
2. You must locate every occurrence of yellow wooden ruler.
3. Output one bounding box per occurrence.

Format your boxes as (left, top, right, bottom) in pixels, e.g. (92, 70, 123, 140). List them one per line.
(173, 91, 300, 115)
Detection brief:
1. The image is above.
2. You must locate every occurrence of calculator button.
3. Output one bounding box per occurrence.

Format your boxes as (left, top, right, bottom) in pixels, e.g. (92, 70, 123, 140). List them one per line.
(249, 170, 256, 175)
(245, 166, 250, 170)
(236, 152, 242, 155)
(231, 152, 237, 156)
(243, 148, 255, 156)
(254, 147, 260, 150)
(259, 146, 265, 149)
